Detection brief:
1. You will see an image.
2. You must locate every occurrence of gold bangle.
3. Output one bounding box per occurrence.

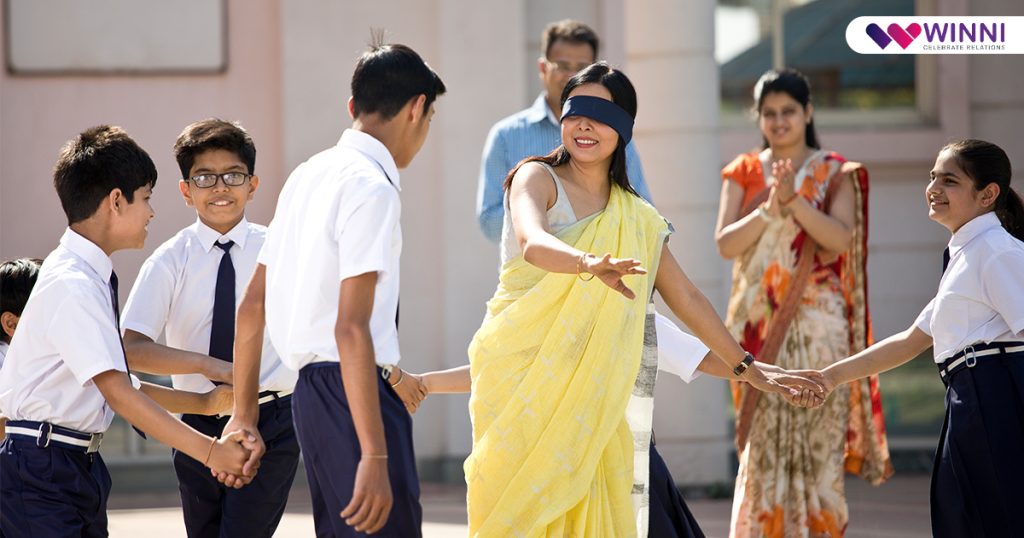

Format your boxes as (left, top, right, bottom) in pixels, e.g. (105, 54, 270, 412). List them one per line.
(576, 253, 595, 282)
(203, 436, 218, 467)
(780, 192, 800, 206)
(390, 367, 405, 388)
(362, 454, 388, 460)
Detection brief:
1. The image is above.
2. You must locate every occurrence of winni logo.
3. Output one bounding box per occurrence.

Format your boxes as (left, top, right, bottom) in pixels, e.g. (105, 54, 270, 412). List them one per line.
(866, 23, 921, 50)
(847, 17, 1023, 54)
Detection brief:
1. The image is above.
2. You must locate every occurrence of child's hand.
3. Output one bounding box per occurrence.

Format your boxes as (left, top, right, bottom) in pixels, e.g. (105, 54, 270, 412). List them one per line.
(202, 359, 234, 385)
(203, 385, 234, 415)
(390, 367, 428, 414)
(207, 430, 256, 482)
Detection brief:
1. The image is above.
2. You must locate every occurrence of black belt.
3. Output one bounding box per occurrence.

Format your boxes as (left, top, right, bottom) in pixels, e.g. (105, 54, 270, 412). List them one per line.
(937, 341, 1024, 384)
(5, 420, 103, 453)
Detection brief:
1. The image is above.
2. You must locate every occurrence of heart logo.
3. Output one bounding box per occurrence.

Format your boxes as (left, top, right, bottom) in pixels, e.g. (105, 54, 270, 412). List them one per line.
(865, 22, 922, 49)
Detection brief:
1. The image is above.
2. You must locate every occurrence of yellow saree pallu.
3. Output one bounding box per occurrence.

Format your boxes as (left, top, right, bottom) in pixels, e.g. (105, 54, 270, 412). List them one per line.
(466, 186, 669, 538)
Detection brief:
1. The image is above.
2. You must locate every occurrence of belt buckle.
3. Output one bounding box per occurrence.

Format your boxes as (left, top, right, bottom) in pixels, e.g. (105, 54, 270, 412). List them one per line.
(36, 423, 53, 448)
(964, 345, 977, 368)
(87, 433, 103, 453)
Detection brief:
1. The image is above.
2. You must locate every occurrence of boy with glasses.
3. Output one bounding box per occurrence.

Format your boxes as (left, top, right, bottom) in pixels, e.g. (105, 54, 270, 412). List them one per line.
(121, 119, 299, 538)
(476, 19, 652, 242)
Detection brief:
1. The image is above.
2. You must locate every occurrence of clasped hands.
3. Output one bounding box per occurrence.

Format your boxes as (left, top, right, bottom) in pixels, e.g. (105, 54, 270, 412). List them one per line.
(746, 362, 837, 408)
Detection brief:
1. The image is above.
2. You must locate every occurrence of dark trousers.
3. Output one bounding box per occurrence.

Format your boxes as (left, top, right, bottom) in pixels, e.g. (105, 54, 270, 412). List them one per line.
(0, 437, 111, 537)
(292, 362, 422, 538)
(648, 442, 705, 538)
(173, 396, 299, 538)
(931, 352, 1024, 537)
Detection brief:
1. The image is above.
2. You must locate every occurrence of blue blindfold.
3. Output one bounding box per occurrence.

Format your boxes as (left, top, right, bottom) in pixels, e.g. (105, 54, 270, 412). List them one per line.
(560, 95, 634, 145)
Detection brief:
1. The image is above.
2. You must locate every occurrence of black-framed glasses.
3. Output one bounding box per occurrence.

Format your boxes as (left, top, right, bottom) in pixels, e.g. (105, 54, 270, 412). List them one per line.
(186, 172, 251, 188)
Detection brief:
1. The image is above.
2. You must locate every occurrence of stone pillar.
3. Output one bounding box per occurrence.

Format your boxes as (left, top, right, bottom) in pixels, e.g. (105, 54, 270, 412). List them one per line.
(622, 0, 732, 485)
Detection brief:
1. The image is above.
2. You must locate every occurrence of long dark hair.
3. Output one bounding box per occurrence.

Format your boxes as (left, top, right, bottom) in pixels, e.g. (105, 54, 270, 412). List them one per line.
(503, 62, 639, 197)
(753, 68, 820, 150)
(943, 139, 1024, 241)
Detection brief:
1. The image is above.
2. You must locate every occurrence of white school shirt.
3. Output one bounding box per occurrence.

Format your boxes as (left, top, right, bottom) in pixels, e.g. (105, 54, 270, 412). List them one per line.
(0, 341, 7, 369)
(122, 218, 297, 393)
(914, 212, 1024, 362)
(0, 229, 133, 433)
(259, 129, 402, 371)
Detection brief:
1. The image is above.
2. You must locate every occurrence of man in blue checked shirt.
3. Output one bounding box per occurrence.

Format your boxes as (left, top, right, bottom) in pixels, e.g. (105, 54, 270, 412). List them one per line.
(475, 19, 652, 242)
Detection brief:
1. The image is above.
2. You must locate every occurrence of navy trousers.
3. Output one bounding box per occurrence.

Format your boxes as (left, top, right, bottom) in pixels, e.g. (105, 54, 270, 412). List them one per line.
(0, 436, 111, 537)
(931, 351, 1024, 537)
(648, 442, 705, 538)
(173, 396, 299, 538)
(292, 362, 422, 538)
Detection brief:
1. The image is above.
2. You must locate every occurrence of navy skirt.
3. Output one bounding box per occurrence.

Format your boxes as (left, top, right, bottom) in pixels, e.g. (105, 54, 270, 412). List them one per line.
(649, 442, 705, 538)
(931, 346, 1024, 537)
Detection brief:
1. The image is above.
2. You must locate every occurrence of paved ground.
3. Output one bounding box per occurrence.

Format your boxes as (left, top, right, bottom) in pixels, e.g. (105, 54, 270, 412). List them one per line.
(108, 474, 932, 537)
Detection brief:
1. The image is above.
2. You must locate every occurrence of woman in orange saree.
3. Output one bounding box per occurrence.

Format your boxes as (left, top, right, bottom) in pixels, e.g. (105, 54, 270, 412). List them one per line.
(715, 69, 893, 538)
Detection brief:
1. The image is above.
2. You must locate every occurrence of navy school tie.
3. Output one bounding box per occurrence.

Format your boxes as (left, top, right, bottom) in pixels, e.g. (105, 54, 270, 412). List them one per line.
(209, 240, 236, 363)
(942, 247, 950, 273)
(109, 271, 146, 438)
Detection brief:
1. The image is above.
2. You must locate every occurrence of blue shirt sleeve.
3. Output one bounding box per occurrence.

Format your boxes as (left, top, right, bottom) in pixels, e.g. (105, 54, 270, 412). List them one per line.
(478, 125, 512, 243)
(625, 141, 652, 204)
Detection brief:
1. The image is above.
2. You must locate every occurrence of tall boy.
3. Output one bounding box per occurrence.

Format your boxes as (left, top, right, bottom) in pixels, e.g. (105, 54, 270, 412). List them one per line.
(223, 42, 445, 536)
(121, 119, 299, 538)
(0, 125, 253, 536)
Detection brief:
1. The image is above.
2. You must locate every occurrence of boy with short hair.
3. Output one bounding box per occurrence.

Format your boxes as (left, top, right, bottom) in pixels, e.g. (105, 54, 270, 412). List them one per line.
(121, 118, 299, 538)
(0, 125, 254, 537)
(0, 258, 42, 368)
(224, 42, 445, 536)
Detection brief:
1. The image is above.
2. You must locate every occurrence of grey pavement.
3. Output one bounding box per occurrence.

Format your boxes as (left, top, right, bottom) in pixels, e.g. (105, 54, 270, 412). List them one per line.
(108, 474, 932, 537)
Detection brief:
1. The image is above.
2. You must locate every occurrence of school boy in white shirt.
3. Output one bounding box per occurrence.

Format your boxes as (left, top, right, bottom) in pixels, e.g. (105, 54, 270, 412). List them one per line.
(812, 139, 1024, 537)
(218, 42, 445, 537)
(121, 119, 299, 538)
(0, 125, 254, 537)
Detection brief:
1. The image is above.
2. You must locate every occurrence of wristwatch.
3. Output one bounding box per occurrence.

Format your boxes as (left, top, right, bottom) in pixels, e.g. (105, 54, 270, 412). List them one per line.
(733, 352, 756, 376)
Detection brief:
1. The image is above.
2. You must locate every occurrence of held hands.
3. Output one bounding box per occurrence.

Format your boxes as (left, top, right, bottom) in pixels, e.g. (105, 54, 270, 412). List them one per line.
(212, 416, 266, 488)
(745, 362, 830, 408)
(341, 456, 393, 534)
(205, 430, 260, 486)
(581, 253, 648, 300)
(389, 367, 428, 414)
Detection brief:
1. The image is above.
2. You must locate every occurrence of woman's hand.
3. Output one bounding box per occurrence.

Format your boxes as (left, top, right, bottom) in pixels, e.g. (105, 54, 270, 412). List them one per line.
(772, 159, 797, 202)
(582, 253, 648, 300)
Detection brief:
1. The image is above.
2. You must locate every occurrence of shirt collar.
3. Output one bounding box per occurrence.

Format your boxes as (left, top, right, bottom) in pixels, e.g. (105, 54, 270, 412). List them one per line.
(59, 228, 113, 282)
(338, 129, 401, 191)
(525, 93, 560, 127)
(192, 217, 250, 253)
(949, 211, 1001, 254)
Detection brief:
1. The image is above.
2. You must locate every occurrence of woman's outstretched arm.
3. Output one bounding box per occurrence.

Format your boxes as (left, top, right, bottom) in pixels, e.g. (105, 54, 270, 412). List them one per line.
(509, 162, 646, 299)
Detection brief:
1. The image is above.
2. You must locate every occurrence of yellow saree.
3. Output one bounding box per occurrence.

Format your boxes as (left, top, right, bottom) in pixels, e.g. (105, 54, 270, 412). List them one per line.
(465, 185, 670, 537)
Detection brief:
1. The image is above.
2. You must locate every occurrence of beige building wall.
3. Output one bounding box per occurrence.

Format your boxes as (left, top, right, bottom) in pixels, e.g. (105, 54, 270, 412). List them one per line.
(0, 0, 286, 294)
